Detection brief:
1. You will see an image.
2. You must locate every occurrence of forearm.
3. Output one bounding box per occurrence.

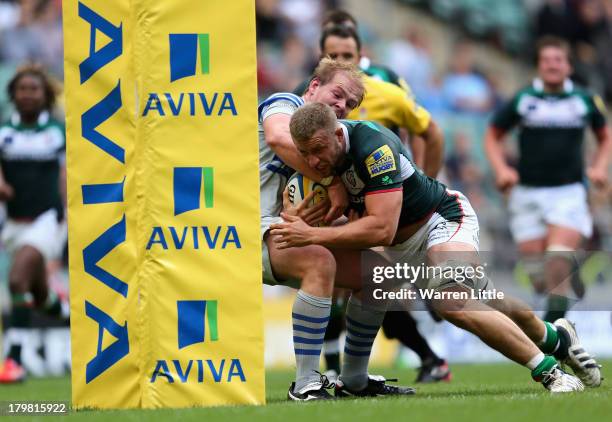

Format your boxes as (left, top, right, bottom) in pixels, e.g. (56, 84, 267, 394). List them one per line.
(408, 135, 425, 169)
(592, 127, 611, 169)
(484, 128, 508, 173)
(310, 215, 395, 249)
(422, 123, 444, 177)
(268, 137, 327, 183)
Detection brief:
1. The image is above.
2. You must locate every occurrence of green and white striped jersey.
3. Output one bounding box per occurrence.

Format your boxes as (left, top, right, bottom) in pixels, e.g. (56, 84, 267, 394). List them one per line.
(491, 78, 607, 187)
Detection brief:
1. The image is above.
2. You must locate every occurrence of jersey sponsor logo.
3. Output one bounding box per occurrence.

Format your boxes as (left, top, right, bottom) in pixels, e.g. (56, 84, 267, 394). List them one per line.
(365, 145, 396, 177)
(381, 175, 393, 185)
(518, 94, 586, 128)
(0, 128, 64, 161)
(341, 165, 365, 195)
(169, 33, 210, 82)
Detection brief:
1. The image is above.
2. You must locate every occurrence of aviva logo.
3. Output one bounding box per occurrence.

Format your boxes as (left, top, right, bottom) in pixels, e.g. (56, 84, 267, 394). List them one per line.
(174, 167, 214, 216)
(146, 166, 241, 251)
(177, 300, 218, 349)
(169, 33, 210, 82)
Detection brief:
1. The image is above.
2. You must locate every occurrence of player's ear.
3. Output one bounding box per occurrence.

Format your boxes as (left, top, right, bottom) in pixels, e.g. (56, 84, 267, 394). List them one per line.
(335, 126, 344, 140)
(307, 77, 321, 95)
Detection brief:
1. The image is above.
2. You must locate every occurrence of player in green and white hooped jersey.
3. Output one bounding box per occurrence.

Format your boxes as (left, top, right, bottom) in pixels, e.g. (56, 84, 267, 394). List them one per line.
(485, 36, 608, 387)
(0, 66, 67, 384)
(271, 102, 597, 393)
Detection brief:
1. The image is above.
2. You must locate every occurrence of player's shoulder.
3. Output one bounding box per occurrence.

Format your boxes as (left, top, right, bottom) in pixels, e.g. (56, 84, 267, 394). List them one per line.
(259, 92, 304, 108)
(257, 92, 304, 121)
(0, 119, 11, 132)
(570, 85, 608, 114)
(346, 123, 399, 180)
(343, 120, 397, 158)
(513, 84, 539, 99)
(569, 83, 599, 100)
(45, 116, 65, 131)
(364, 76, 407, 100)
(364, 62, 399, 83)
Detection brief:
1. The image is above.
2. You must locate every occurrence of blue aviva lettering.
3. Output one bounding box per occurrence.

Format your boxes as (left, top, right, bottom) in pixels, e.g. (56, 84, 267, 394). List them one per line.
(146, 226, 241, 250)
(141, 92, 237, 117)
(150, 359, 246, 384)
(77, 2, 130, 383)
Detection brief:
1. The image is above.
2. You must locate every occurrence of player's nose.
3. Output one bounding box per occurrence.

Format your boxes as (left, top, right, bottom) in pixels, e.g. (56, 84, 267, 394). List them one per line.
(307, 155, 320, 168)
(334, 101, 346, 118)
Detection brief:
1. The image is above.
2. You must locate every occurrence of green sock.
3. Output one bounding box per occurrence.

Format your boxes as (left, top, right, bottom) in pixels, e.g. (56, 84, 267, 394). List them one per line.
(44, 290, 62, 317)
(538, 321, 560, 354)
(544, 295, 569, 322)
(10, 293, 33, 328)
(531, 355, 557, 382)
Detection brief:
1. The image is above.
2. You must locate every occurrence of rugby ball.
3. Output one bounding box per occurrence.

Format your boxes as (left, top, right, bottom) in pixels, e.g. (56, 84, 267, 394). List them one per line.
(286, 174, 328, 225)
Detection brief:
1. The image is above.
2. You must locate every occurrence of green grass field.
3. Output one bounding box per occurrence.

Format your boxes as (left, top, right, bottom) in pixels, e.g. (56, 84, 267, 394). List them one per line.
(2, 362, 610, 421)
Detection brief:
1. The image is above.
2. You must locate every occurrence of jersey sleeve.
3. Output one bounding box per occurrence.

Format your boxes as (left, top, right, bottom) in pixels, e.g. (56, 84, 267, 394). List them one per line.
(588, 93, 607, 131)
(395, 90, 431, 135)
(0, 125, 8, 153)
(353, 126, 404, 195)
(397, 77, 414, 98)
(257, 93, 303, 123)
(50, 123, 66, 165)
(490, 94, 521, 131)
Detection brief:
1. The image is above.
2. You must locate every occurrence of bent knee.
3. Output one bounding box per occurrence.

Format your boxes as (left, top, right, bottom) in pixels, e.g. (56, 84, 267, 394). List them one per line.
(302, 245, 336, 276)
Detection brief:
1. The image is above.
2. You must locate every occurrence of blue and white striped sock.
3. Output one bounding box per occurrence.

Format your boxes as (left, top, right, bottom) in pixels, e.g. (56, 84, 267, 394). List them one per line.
(340, 296, 385, 390)
(292, 290, 331, 392)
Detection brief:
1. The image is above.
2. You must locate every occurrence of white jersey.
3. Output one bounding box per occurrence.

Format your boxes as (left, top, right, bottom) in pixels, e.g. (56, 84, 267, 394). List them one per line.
(258, 92, 304, 238)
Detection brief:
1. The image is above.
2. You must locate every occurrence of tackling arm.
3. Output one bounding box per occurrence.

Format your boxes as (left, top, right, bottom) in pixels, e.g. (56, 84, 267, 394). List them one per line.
(270, 190, 403, 249)
(263, 112, 348, 221)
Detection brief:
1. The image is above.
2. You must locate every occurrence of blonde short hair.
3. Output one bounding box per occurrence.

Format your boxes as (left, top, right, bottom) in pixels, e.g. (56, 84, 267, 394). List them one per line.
(312, 57, 365, 106)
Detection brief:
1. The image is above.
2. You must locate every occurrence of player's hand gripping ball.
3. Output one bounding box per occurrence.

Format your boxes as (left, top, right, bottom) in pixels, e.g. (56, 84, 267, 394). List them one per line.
(284, 173, 330, 227)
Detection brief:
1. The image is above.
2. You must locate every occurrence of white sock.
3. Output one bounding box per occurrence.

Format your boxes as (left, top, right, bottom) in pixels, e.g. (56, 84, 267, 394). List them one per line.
(526, 352, 545, 370)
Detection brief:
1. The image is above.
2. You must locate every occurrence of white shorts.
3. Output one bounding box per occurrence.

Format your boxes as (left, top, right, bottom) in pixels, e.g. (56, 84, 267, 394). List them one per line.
(261, 233, 300, 288)
(384, 190, 494, 291)
(383, 191, 487, 292)
(2, 209, 67, 261)
(385, 190, 480, 257)
(508, 183, 592, 243)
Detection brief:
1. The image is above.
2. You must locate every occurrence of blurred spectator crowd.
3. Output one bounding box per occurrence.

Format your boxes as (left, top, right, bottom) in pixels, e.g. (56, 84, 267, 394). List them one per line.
(0, 0, 63, 118)
(399, 0, 612, 102)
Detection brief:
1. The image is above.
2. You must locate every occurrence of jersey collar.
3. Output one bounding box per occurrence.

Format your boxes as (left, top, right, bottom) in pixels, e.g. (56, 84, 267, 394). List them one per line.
(532, 78, 573, 94)
(339, 122, 350, 153)
(10, 110, 50, 128)
(359, 56, 371, 72)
